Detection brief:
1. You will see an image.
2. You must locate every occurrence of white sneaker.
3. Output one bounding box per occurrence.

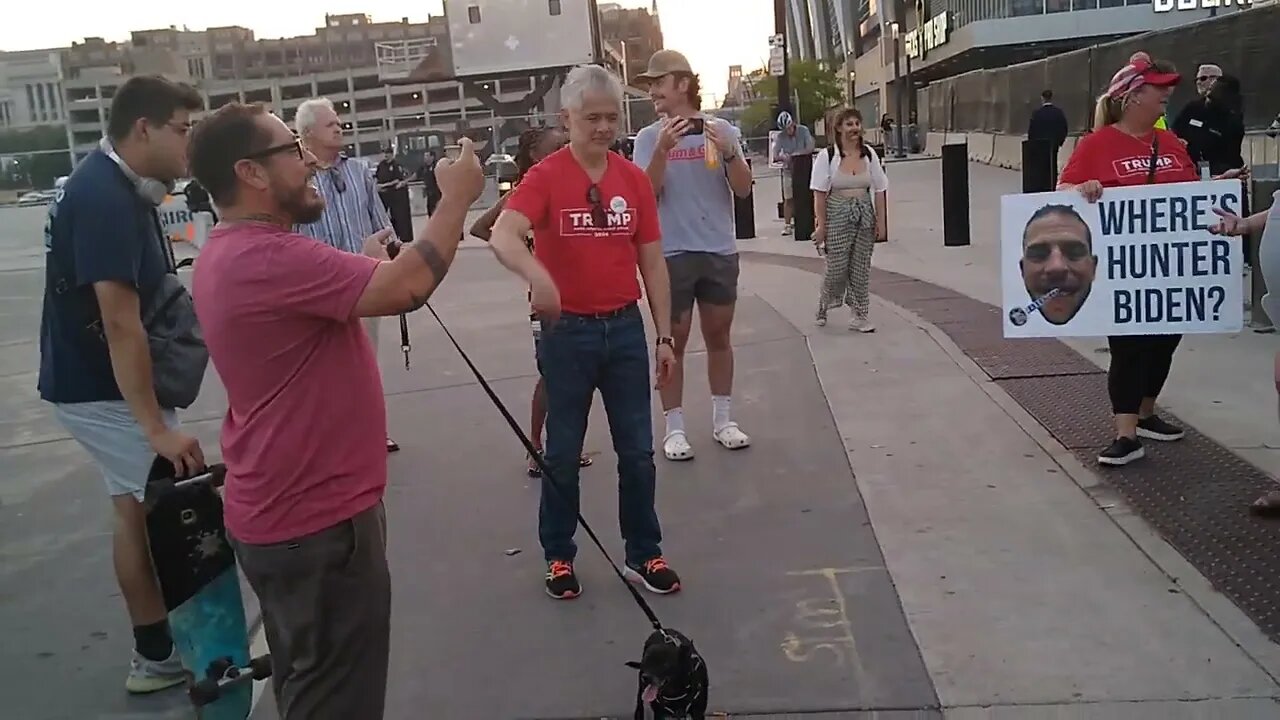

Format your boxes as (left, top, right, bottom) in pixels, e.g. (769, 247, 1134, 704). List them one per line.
(713, 422, 751, 450)
(126, 647, 187, 694)
(849, 316, 875, 333)
(663, 430, 695, 461)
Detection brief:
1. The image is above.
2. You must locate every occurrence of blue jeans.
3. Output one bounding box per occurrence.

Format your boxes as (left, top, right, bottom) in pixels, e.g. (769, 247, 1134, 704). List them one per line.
(537, 302, 662, 567)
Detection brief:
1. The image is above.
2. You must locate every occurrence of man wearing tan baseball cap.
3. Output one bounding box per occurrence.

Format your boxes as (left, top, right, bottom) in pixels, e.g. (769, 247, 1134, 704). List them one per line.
(634, 48, 696, 80)
(632, 48, 756, 462)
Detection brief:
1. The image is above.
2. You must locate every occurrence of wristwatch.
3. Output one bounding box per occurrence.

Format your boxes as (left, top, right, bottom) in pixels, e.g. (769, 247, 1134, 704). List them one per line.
(656, 336, 674, 348)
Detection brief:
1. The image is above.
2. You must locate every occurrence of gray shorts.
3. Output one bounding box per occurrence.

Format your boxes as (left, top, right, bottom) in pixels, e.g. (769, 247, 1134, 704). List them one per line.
(781, 169, 794, 201)
(231, 502, 391, 720)
(667, 251, 740, 318)
(55, 401, 180, 501)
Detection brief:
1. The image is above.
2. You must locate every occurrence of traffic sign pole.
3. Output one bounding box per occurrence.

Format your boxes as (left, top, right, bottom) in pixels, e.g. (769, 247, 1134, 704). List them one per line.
(772, 0, 792, 119)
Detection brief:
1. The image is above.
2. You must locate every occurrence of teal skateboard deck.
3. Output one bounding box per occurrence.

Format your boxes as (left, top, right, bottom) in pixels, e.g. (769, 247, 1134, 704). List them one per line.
(144, 459, 271, 719)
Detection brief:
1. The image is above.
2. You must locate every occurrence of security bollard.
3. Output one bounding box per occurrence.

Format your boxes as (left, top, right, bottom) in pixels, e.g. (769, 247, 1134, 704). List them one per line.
(942, 143, 970, 247)
(735, 157, 756, 239)
(791, 151, 816, 243)
(1021, 139, 1055, 194)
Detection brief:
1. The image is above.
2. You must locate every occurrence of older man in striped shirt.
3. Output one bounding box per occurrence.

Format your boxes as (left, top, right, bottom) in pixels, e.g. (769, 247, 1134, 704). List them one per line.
(295, 97, 400, 452)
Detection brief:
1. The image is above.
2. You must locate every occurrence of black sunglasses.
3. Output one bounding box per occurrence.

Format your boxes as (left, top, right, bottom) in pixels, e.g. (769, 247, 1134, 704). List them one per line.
(242, 138, 305, 163)
(586, 184, 608, 229)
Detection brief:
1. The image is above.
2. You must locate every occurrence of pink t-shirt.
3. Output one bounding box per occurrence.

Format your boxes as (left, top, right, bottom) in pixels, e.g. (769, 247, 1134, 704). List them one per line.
(192, 221, 386, 545)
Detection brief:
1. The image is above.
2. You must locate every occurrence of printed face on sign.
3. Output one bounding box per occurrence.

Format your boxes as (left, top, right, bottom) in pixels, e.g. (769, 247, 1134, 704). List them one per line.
(1019, 205, 1098, 326)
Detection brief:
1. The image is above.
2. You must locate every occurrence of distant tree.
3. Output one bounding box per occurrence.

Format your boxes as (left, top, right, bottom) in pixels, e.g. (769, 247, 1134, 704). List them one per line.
(741, 60, 844, 135)
(0, 126, 72, 190)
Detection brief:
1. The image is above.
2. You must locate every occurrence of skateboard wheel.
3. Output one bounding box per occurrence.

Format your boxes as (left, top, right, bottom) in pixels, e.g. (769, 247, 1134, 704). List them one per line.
(250, 654, 272, 680)
(189, 678, 220, 706)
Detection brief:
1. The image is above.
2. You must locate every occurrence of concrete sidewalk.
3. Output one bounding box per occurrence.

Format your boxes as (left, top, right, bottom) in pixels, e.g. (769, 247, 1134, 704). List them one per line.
(3, 158, 1280, 719)
(740, 158, 1280, 479)
(255, 248, 1279, 718)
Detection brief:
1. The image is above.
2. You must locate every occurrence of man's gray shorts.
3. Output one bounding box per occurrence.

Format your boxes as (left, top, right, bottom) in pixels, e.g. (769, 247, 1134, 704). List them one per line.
(667, 251, 740, 318)
(231, 502, 392, 720)
(55, 401, 180, 501)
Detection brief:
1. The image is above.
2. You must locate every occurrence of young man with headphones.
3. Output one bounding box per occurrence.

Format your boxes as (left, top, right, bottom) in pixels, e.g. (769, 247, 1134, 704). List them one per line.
(37, 74, 205, 693)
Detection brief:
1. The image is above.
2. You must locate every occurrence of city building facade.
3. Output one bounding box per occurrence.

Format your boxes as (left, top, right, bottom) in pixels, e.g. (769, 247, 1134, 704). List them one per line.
(0, 49, 65, 129)
(785, 0, 1256, 133)
(8, 8, 660, 168)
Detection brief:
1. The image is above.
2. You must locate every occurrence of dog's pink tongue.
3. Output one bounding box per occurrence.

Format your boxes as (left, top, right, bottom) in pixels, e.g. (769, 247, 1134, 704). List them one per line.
(642, 685, 659, 703)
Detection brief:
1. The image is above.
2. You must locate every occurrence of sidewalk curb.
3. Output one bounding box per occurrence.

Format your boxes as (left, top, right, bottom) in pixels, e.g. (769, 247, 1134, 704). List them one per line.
(875, 293, 1280, 688)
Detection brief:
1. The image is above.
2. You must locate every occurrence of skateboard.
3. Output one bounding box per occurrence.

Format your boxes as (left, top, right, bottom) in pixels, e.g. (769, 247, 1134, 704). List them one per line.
(144, 458, 271, 719)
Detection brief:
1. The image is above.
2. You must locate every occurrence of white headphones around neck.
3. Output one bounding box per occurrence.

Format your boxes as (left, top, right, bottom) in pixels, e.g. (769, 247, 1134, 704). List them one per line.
(99, 137, 174, 207)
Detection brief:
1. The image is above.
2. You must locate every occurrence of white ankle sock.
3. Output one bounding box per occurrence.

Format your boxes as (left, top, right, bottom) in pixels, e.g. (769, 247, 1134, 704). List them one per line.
(665, 408, 685, 435)
(712, 395, 732, 430)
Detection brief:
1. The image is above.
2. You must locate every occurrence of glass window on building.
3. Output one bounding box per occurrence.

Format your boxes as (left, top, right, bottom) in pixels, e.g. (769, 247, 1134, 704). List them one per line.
(1011, 0, 1045, 15)
(1045, 0, 1071, 12)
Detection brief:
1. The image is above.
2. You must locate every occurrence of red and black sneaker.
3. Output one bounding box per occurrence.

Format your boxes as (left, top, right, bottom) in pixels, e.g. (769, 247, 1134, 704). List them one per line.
(624, 557, 681, 594)
(545, 560, 581, 599)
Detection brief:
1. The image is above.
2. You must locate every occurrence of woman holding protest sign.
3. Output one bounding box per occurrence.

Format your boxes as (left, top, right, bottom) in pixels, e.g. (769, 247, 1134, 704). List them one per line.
(1058, 52, 1246, 467)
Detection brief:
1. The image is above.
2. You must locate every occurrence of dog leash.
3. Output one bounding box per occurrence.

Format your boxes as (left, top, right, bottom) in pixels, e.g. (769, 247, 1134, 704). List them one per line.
(423, 301, 666, 632)
(384, 242, 414, 369)
(398, 313, 411, 369)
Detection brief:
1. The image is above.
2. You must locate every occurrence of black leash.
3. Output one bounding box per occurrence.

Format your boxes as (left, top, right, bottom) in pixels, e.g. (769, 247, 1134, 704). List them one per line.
(423, 300, 665, 631)
(398, 312, 411, 369)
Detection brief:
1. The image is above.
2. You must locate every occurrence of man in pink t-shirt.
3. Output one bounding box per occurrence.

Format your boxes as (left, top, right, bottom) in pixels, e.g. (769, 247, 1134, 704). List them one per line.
(186, 102, 484, 719)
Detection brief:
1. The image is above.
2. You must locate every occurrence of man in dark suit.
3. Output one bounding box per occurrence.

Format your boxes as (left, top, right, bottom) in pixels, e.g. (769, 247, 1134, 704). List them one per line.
(1027, 90, 1068, 172)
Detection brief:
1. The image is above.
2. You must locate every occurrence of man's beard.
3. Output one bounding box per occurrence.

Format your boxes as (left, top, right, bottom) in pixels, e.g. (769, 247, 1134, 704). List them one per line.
(275, 182, 324, 225)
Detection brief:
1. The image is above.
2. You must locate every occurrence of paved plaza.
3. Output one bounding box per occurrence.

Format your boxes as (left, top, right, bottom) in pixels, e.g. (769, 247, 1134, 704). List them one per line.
(3, 161, 1280, 718)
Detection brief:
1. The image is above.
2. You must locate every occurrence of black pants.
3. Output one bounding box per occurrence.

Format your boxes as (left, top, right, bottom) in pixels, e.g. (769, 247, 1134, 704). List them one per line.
(1107, 334, 1183, 416)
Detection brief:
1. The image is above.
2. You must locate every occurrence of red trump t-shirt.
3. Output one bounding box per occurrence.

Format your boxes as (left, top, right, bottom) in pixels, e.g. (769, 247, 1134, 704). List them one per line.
(503, 146, 661, 314)
(1059, 125, 1198, 188)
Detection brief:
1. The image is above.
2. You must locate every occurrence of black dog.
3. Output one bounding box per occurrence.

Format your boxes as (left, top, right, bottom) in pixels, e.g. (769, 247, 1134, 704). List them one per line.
(625, 628, 709, 719)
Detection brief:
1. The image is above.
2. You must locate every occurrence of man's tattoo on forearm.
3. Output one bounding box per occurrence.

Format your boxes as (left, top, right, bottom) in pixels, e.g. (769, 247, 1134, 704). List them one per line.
(412, 240, 450, 284)
(399, 240, 450, 312)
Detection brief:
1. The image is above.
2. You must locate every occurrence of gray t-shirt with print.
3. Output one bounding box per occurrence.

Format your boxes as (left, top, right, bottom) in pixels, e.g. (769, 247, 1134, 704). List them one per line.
(633, 117, 742, 257)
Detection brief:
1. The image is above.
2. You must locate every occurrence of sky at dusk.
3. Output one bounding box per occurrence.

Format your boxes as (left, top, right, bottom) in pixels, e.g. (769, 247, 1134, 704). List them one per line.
(2, 0, 774, 105)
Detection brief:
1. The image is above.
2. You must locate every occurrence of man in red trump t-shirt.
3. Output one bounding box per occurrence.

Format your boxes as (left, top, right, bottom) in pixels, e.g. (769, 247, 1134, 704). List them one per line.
(488, 64, 681, 601)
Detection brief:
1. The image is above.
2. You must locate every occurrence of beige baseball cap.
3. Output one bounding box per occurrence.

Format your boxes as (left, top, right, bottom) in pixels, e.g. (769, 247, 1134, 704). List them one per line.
(635, 49, 694, 80)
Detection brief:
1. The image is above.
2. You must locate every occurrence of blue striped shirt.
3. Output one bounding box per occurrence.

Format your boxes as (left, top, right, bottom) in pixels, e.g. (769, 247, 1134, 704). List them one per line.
(294, 154, 393, 254)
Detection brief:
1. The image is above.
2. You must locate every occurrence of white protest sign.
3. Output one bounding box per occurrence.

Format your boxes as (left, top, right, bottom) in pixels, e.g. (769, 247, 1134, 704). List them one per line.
(1001, 179, 1244, 338)
(768, 130, 784, 169)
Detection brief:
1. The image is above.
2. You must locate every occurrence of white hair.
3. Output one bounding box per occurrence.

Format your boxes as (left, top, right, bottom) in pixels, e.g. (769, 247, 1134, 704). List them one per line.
(295, 97, 336, 136)
(560, 65, 624, 111)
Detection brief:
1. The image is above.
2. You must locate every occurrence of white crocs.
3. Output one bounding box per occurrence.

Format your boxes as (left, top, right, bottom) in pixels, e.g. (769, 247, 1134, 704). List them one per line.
(713, 422, 751, 450)
(663, 430, 695, 461)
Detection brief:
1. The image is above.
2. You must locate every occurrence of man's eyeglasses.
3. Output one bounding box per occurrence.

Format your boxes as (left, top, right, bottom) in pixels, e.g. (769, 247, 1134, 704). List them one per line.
(242, 138, 305, 163)
(586, 184, 608, 229)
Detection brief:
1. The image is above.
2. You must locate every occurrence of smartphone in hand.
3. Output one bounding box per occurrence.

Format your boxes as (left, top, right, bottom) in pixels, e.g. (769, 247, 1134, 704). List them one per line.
(444, 144, 462, 161)
(685, 118, 705, 135)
